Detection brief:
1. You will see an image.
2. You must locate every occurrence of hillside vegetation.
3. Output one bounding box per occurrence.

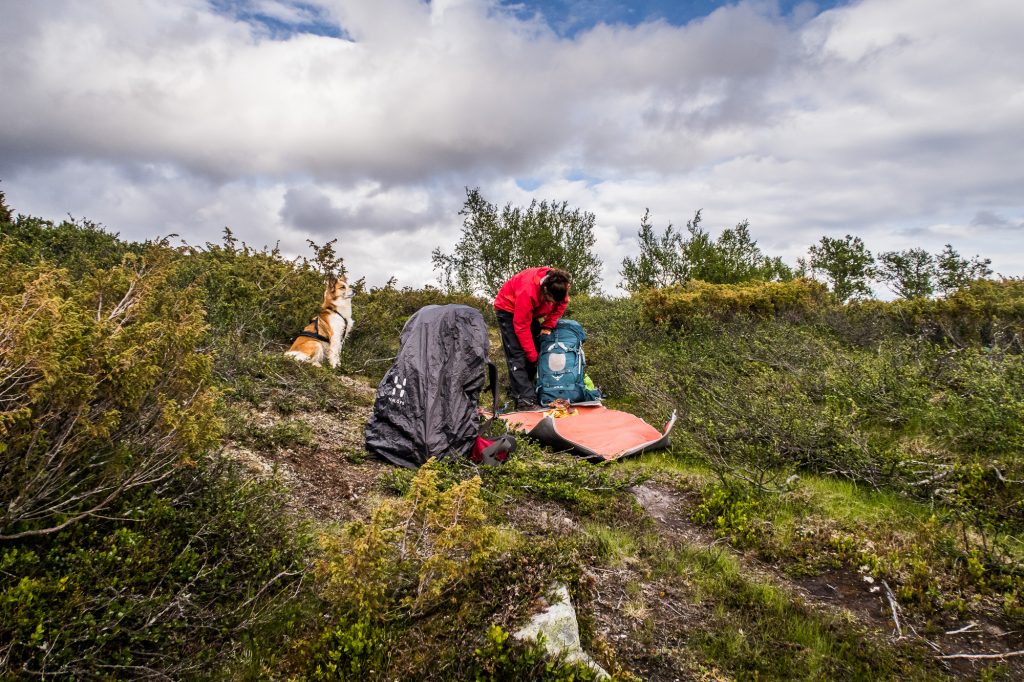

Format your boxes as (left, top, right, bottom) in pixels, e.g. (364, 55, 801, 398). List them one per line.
(2, 199, 1023, 680)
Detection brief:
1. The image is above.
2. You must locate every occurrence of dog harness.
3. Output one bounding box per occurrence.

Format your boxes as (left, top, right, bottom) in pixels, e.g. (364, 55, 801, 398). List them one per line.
(296, 317, 330, 343)
(295, 315, 349, 344)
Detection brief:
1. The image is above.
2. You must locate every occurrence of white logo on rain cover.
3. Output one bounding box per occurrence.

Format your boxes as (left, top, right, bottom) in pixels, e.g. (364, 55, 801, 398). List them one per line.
(387, 375, 407, 405)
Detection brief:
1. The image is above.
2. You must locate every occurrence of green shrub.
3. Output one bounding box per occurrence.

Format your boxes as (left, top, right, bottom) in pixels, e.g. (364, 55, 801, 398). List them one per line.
(318, 461, 499, 618)
(692, 483, 764, 547)
(817, 338, 935, 431)
(0, 458, 311, 678)
(943, 463, 1024, 557)
(0, 246, 219, 539)
(0, 230, 312, 677)
(305, 616, 394, 681)
(222, 351, 374, 414)
(477, 444, 642, 517)
(0, 214, 144, 278)
(343, 284, 489, 383)
(840, 278, 1024, 349)
(900, 278, 1024, 348)
(247, 417, 316, 449)
(641, 278, 829, 328)
(172, 231, 327, 354)
(927, 348, 1024, 457)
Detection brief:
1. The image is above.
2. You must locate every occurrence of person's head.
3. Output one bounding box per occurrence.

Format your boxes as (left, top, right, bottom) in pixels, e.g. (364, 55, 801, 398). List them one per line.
(541, 268, 571, 303)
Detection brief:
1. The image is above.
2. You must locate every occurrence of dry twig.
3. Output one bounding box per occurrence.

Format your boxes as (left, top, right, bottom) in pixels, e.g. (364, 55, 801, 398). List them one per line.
(881, 579, 903, 639)
(938, 650, 1024, 661)
(945, 622, 979, 635)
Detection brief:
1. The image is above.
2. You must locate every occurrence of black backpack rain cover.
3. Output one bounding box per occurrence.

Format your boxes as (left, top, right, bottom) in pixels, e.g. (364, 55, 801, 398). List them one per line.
(365, 304, 491, 468)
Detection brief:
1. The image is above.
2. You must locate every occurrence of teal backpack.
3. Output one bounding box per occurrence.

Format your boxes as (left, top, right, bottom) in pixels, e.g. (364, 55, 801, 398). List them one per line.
(536, 320, 602, 405)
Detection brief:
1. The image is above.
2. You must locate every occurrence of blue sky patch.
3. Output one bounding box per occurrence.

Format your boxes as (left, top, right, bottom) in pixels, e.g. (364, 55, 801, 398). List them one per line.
(515, 177, 544, 191)
(566, 169, 604, 187)
(210, 0, 349, 40)
(498, 0, 848, 37)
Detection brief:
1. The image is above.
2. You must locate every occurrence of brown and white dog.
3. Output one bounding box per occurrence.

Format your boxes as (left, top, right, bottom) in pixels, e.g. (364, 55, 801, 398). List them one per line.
(285, 275, 354, 368)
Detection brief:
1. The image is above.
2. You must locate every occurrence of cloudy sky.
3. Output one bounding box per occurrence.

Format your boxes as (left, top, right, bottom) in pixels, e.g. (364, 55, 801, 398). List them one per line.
(2, 0, 1022, 293)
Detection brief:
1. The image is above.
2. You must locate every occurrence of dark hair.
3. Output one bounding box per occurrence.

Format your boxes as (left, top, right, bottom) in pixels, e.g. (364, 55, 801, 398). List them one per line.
(542, 268, 571, 303)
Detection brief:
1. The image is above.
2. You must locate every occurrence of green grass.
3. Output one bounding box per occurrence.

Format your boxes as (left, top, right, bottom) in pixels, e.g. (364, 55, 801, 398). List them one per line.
(583, 522, 640, 567)
(659, 545, 942, 680)
(616, 445, 715, 480)
(798, 476, 933, 527)
(761, 475, 936, 564)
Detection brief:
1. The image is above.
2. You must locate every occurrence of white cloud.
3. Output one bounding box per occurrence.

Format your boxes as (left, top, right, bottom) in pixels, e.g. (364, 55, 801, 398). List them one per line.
(1, 0, 1023, 291)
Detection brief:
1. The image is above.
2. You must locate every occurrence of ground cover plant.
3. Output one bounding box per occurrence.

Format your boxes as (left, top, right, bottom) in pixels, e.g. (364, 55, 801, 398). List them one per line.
(2, 201, 1023, 679)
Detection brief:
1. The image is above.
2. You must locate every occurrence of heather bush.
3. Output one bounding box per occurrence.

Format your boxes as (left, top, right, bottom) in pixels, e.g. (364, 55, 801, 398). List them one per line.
(839, 278, 1024, 349)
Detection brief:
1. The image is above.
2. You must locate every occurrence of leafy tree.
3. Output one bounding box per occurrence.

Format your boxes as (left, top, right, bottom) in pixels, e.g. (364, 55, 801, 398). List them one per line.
(619, 209, 686, 292)
(620, 209, 792, 292)
(432, 188, 602, 297)
(0, 186, 12, 224)
(877, 248, 936, 299)
(808, 235, 876, 302)
(689, 218, 793, 284)
(936, 243, 992, 295)
(874, 244, 992, 300)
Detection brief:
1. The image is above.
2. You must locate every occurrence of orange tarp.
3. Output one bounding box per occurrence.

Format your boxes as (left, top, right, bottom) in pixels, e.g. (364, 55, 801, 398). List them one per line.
(498, 404, 672, 461)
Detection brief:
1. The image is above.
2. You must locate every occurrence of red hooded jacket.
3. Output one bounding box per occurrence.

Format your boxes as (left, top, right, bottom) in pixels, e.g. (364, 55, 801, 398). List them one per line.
(493, 267, 569, 363)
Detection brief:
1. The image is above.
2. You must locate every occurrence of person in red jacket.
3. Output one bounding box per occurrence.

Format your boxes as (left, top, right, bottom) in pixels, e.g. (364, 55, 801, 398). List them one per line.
(493, 267, 571, 410)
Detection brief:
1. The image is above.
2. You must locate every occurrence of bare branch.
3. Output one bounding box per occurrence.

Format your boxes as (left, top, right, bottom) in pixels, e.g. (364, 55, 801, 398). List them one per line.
(938, 650, 1024, 661)
(881, 579, 903, 640)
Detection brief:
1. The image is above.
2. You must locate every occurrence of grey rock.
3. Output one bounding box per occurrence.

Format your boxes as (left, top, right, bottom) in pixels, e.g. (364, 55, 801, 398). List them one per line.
(513, 583, 610, 679)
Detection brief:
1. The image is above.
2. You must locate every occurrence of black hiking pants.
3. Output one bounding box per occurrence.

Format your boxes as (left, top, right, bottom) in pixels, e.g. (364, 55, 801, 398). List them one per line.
(495, 310, 541, 406)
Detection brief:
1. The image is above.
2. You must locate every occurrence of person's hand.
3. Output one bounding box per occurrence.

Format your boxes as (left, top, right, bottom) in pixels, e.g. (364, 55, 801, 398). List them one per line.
(539, 328, 552, 336)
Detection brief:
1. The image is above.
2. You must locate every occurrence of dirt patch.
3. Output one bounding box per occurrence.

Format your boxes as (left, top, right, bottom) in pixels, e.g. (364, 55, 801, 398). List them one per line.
(797, 569, 894, 630)
(273, 441, 392, 523)
(932, 623, 1024, 679)
(225, 395, 395, 524)
(632, 483, 710, 545)
(502, 499, 582, 536)
(573, 484, 728, 679)
(633, 482, 899, 631)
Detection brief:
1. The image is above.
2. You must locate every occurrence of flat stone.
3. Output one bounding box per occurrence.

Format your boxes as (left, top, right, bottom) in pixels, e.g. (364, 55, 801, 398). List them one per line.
(513, 583, 610, 679)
